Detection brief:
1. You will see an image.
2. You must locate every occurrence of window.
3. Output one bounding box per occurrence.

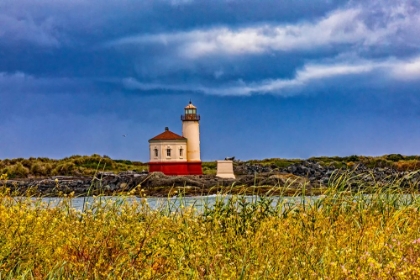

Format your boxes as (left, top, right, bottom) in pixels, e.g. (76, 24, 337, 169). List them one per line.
(179, 148, 183, 157)
(154, 149, 158, 157)
(166, 148, 171, 157)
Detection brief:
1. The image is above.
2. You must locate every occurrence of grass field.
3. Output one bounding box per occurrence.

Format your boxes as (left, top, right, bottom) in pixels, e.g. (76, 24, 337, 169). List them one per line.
(1, 173, 420, 278)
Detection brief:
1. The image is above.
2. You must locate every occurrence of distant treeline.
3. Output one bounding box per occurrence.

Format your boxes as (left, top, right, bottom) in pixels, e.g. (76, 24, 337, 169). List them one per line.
(1, 154, 420, 179)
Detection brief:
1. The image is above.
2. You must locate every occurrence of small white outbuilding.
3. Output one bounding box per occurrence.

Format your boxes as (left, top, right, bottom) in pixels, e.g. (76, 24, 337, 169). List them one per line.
(216, 160, 235, 179)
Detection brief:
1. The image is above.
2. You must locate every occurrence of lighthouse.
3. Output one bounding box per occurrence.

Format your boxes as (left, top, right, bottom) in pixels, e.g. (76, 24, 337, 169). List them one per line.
(148, 101, 202, 175)
(181, 101, 202, 175)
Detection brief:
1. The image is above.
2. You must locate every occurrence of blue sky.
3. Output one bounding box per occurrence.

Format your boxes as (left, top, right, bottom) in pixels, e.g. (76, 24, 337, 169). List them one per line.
(1, 0, 419, 161)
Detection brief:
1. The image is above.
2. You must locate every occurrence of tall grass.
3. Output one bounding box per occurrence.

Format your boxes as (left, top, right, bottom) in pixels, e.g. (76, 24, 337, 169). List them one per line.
(0, 174, 420, 278)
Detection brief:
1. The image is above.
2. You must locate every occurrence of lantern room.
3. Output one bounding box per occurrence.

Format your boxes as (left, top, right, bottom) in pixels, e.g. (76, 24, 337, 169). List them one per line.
(181, 101, 200, 121)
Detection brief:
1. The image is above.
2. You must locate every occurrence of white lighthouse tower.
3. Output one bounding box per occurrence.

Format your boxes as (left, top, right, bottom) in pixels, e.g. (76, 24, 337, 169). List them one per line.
(181, 101, 202, 174)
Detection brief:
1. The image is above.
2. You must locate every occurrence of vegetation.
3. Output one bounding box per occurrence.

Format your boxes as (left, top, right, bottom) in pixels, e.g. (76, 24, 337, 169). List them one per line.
(0, 154, 148, 179)
(1, 154, 420, 179)
(202, 161, 217, 175)
(0, 173, 420, 278)
(241, 154, 420, 171)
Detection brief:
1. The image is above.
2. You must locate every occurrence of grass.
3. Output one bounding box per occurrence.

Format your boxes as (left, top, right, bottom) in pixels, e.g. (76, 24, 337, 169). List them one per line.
(0, 173, 420, 278)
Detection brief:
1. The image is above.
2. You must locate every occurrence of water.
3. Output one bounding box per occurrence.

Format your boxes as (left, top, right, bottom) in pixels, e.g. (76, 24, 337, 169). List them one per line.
(30, 195, 311, 212)
(13, 193, 419, 212)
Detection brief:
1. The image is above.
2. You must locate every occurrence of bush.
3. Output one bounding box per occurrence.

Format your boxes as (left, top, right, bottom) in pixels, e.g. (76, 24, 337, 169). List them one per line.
(345, 155, 360, 162)
(386, 154, 404, 162)
(346, 161, 355, 168)
(7, 163, 30, 178)
(272, 159, 295, 168)
(30, 163, 51, 177)
(36, 157, 52, 163)
(394, 160, 420, 171)
(21, 159, 33, 168)
(53, 163, 77, 176)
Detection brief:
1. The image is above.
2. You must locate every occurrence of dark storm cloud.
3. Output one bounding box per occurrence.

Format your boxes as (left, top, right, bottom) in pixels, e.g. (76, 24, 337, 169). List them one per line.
(1, 0, 419, 98)
(0, 14, 60, 47)
(0, 0, 343, 46)
(104, 0, 420, 96)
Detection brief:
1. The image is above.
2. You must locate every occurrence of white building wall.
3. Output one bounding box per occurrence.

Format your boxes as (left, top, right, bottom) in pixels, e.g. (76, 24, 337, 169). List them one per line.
(182, 121, 201, 162)
(149, 140, 188, 162)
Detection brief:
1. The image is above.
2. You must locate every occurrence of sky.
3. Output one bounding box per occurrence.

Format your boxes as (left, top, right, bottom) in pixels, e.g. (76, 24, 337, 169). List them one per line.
(1, 0, 420, 162)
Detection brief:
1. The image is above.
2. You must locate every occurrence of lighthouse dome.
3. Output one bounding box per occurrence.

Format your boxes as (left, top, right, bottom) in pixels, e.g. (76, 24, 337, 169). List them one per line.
(184, 101, 196, 109)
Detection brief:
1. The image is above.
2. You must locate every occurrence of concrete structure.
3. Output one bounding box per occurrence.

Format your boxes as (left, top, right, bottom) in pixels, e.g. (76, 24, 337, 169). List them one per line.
(216, 160, 235, 179)
(148, 102, 202, 175)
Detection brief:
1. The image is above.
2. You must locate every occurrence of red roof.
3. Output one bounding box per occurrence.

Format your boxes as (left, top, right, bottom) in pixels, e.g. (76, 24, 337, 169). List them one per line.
(149, 128, 186, 141)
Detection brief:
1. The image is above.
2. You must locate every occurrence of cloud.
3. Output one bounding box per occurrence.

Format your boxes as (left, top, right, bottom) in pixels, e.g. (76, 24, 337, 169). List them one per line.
(108, 3, 420, 58)
(122, 55, 420, 96)
(0, 0, 149, 48)
(391, 57, 420, 80)
(214, 69, 224, 79)
(168, 0, 193, 5)
(109, 1, 420, 98)
(1, 0, 419, 100)
(0, 72, 91, 94)
(0, 14, 60, 47)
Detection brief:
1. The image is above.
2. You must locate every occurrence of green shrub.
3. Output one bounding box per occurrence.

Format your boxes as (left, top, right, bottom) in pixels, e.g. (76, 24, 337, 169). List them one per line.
(386, 154, 404, 162)
(21, 159, 32, 168)
(30, 163, 52, 177)
(53, 162, 77, 176)
(344, 155, 360, 162)
(36, 157, 52, 163)
(7, 163, 30, 178)
(272, 159, 296, 168)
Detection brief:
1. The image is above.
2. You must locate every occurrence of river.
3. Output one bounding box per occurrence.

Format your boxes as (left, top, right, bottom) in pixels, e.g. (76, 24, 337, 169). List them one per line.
(13, 192, 419, 212)
(27, 195, 312, 212)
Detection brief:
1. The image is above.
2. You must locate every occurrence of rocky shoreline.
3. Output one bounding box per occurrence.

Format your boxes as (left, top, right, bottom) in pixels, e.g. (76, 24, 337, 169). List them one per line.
(1, 160, 420, 197)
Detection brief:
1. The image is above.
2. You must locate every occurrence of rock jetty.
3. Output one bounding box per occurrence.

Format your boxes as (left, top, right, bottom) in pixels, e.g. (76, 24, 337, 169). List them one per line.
(1, 160, 419, 196)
